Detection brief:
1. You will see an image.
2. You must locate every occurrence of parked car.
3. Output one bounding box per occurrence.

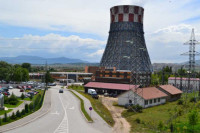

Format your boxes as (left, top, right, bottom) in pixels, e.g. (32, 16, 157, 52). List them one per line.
(22, 86, 26, 89)
(20, 89, 24, 92)
(59, 89, 63, 93)
(48, 83, 56, 86)
(88, 89, 97, 95)
(28, 92, 34, 96)
(109, 93, 118, 98)
(7, 86, 13, 89)
(17, 86, 22, 89)
(91, 94, 99, 99)
(104, 93, 109, 97)
(3, 91, 10, 96)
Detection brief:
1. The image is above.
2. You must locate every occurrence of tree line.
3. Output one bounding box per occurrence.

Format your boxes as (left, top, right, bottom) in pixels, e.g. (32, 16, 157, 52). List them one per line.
(0, 61, 30, 82)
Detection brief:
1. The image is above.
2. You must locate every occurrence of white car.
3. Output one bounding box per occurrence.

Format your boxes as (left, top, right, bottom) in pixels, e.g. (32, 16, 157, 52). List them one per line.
(8, 86, 13, 89)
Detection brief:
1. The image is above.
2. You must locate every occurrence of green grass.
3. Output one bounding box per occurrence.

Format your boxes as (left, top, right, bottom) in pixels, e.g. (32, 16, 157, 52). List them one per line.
(4, 101, 23, 108)
(0, 109, 12, 115)
(70, 90, 93, 122)
(122, 92, 200, 133)
(78, 91, 115, 126)
(68, 85, 115, 126)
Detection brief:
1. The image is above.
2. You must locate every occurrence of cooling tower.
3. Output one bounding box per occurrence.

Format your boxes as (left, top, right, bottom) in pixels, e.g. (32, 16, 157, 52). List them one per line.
(100, 5, 152, 74)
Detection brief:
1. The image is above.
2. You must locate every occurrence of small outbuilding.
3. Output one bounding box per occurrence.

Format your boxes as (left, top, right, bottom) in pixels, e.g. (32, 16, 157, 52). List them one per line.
(118, 87, 168, 108)
(158, 85, 182, 102)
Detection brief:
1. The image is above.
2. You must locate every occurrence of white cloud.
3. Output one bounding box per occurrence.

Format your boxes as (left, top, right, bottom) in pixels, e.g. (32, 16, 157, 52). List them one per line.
(0, 34, 106, 62)
(0, 0, 200, 63)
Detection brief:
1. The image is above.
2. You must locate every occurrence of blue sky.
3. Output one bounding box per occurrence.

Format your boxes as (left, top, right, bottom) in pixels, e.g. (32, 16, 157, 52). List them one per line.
(0, 0, 200, 63)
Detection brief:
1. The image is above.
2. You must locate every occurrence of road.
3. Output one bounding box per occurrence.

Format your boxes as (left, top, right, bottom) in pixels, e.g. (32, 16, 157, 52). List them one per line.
(6, 86, 110, 133)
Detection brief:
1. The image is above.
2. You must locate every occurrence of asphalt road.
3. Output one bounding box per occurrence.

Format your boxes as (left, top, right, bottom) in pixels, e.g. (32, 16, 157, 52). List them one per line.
(6, 86, 108, 133)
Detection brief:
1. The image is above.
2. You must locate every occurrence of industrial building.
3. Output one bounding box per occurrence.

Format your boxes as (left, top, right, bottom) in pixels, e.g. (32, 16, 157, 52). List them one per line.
(168, 77, 199, 92)
(29, 72, 93, 83)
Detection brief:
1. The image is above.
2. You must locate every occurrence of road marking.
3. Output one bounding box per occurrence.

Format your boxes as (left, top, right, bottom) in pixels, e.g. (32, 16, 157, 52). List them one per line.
(51, 111, 59, 115)
(69, 106, 74, 110)
(54, 94, 69, 133)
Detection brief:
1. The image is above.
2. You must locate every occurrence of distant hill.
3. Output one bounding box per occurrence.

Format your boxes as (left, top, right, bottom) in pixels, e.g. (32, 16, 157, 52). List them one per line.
(0, 55, 89, 64)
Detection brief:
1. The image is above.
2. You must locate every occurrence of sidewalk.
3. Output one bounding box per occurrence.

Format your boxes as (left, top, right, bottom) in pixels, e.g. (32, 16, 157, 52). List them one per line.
(0, 100, 31, 119)
(71, 90, 111, 133)
(0, 90, 51, 132)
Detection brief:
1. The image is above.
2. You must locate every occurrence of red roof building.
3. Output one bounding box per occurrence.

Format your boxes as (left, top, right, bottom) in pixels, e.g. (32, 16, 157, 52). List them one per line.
(158, 85, 182, 101)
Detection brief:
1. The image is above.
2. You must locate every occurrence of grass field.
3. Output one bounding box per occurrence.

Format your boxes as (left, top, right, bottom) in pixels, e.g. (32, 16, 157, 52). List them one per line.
(68, 85, 115, 127)
(122, 92, 200, 133)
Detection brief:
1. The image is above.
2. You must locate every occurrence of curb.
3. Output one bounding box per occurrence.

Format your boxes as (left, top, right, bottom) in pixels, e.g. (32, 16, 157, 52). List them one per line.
(0, 91, 51, 132)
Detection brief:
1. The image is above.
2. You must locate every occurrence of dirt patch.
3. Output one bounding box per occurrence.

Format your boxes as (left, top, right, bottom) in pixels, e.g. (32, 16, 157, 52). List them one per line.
(100, 96, 131, 133)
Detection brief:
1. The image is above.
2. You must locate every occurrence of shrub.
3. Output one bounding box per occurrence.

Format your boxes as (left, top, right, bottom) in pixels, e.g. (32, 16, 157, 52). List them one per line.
(190, 97, 196, 103)
(128, 104, 143, 113)
(16, 110, 21, 118)
(177, 99, 183, 105)
(29, 102, 34, 111)
(4, 96, 9, 104)
(10, 112, 16, 120)
(29, 95, 33, 100)
(188, 109, 198, 126)
(25, 104, 29, 113)
(3, 112, 8, 122)
(8, 93, 19, 105)
(135, 118, 141, 124)
(158, 121, 164, 130)
(21, 93, 25, 100)
(21, 109, 25, 115)
(0, 118, 2, 126)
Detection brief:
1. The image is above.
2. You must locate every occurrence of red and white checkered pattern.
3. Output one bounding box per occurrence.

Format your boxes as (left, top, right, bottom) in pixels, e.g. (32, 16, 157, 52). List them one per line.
(110, 5, 144, 23)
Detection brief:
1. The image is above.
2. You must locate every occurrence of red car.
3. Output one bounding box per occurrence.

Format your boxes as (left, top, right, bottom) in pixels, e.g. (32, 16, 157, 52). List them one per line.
(20, 89, 24, 92)
(22, 86, 26, 89)
(3, 92, 10, 96)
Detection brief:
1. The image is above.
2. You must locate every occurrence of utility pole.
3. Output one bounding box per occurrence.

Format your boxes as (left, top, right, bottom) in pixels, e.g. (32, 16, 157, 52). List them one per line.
(162, 67, 165, 85)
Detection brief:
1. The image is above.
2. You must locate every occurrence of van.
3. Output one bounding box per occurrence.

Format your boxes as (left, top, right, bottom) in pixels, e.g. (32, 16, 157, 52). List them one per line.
(88, 89, 97, 95)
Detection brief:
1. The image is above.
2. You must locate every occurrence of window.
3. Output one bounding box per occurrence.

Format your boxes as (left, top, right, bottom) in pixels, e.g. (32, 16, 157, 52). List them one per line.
(154, 99, 157, 103)
(145, 100, 148, 105)
(150, 100, 152, 104)
(129, 100, 132, 104)
(158, 98, 160, 102)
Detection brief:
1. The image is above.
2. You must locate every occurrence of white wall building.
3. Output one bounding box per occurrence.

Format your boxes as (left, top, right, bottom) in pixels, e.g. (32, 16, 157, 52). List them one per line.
(118, 87, 167, 108)
(168, 77, 199, 92)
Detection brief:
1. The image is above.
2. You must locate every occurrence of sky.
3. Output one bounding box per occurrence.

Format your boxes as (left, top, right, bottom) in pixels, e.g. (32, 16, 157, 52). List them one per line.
(0, 0, 200, 63)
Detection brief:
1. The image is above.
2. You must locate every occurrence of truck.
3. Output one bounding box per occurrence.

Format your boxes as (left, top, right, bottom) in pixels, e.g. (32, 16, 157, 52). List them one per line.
(88, 89, 97, 95)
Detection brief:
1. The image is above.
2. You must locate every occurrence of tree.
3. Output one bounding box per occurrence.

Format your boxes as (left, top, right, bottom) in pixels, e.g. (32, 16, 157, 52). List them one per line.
(8, 93, 19, 105)
(25, 104, 29, 113)
(16, 110, 21, 118)
(29, 102, 34, 111)
(10, 112, 16, 120)
(21, 63, 31, 72)
(20, 93, 25, 100)
(45, 70, 53, 84)
(3, 112, 8, 122)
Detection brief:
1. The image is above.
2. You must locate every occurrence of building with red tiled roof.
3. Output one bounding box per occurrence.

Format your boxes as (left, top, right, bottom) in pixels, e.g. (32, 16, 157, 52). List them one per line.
(84, 82, 138, 94)
(158, 85, 182, 101)
(118, 87, 168, 108)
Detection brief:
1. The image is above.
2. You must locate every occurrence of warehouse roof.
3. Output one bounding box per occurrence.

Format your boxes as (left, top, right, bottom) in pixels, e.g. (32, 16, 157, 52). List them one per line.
(84, 82, 137, 91)
(159, 85, 182, 95)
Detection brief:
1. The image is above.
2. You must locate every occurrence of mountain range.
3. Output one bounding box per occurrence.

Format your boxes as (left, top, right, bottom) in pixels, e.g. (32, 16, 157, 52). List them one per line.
(0, 55, 88, 64)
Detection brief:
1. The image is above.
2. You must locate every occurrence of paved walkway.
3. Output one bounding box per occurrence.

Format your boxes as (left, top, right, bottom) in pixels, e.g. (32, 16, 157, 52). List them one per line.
(71, 90, 112, 133)
(0, 90, 51, 132)
(1, 100, 31, 119)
